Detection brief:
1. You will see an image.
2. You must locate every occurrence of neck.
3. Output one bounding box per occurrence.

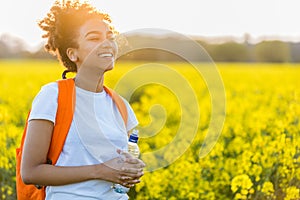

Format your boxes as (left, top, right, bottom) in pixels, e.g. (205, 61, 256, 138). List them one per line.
(75, 67, 105, 93)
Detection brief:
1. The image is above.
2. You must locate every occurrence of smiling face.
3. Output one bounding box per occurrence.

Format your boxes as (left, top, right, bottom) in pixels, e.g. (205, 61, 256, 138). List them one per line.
(68, 18, 118, 72)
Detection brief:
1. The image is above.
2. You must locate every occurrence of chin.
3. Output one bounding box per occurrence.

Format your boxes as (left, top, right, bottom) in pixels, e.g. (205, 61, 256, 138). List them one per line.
(104, 65, 114, 72)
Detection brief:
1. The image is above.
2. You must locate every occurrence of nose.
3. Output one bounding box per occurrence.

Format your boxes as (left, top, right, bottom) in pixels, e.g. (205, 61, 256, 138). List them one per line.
(100, 38, 114, 48)
(99, 38, 118, 55)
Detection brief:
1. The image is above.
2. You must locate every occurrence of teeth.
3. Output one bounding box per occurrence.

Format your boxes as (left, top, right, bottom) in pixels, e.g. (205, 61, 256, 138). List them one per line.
(99, 53, 113, 58)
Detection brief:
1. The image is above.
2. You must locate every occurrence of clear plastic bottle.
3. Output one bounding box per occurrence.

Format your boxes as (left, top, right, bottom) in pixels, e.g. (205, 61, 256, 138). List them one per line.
(113, 129, 140, 194)
(127, 129, 140, 158)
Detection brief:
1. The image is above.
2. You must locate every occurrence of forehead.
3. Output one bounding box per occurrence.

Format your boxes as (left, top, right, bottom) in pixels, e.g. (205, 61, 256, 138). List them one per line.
(78, 18, 110, 36)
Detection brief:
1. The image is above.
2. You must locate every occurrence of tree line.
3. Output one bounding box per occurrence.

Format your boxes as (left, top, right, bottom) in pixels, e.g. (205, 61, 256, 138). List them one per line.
(0, 33, 299, 62)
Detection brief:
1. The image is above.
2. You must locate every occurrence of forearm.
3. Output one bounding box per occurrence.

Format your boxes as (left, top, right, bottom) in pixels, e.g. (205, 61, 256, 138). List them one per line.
(22, 121, 145, 187)
(22, 163, 103, 186)
(22, 155, 145, 188)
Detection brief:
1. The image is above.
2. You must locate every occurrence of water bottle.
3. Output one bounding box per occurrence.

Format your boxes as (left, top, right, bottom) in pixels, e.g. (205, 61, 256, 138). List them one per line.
(127, 129, 140, 158)
(113, 129, 140, 194)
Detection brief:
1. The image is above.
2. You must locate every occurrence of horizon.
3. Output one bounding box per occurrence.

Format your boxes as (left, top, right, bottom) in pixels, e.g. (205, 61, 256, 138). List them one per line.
(1, 31, 299, 53)
(1, 0, 300, 51)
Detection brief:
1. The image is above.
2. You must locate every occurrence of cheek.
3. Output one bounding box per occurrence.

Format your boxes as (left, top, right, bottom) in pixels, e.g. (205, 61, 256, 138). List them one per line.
(112, 41, 118, 55)
(78, 46, 97, 61)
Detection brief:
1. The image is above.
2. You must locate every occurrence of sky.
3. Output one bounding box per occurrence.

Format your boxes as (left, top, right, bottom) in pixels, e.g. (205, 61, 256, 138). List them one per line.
(1, 0, 300, 51)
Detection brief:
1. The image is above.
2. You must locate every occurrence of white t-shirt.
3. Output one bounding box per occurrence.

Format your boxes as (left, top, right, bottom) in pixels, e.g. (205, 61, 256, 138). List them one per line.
(28, 82, 138, 200)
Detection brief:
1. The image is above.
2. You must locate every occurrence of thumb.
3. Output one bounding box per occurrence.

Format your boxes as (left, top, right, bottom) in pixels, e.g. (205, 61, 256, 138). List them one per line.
(120, 151, 132, 158)
(116, 149, 122, 154)
(116, 149, 130, 161)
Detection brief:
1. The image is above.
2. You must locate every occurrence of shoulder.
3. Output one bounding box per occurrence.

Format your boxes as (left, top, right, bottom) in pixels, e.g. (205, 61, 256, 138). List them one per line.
(29, 82, 59, 123)
(32, 82, 58, 102)
(40, 82, 58, 93)
(33, 82, 59, 102)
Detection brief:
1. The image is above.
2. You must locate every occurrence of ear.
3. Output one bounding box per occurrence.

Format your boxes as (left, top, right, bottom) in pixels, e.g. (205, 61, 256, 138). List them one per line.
(66, 48, 78, 62)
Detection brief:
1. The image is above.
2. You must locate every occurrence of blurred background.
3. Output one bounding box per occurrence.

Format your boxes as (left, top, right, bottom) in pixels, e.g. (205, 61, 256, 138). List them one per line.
(1, 0, 299, 62)
(1, 1, 300, 200)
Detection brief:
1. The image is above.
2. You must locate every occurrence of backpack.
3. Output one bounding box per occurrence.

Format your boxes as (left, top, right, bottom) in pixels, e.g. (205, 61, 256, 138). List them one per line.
(16, 78, 128, 200)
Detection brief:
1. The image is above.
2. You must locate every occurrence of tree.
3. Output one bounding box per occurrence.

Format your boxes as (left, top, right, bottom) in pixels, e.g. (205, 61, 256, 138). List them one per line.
(208, 42, 249, 62)
(254, 41, 291, 63)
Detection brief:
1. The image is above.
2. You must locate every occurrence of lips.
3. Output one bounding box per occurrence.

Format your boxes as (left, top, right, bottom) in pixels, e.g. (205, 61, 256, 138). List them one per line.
(98, 52, 113, 58)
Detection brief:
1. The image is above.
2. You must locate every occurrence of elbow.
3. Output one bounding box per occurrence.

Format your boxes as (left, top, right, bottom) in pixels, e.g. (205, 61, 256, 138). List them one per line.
(21, 168, 35, 185)
(21, 172, 32, 185)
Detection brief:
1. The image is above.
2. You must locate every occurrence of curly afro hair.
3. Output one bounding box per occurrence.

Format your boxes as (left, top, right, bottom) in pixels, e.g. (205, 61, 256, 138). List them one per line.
(38, 0, 114, 72)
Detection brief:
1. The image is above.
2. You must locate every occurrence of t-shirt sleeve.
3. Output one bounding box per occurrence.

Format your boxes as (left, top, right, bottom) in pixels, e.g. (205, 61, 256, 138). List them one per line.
(122, 97, 139, 132)
(28, 82, 58, 124)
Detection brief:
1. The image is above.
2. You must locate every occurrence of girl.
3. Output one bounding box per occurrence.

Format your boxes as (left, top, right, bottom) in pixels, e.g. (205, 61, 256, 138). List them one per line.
(21, 1, 145, 199)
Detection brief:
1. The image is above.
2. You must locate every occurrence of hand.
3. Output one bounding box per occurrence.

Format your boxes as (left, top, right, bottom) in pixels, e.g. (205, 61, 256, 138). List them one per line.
(95, 150, 146, 188)
(118, 150, 146, 187)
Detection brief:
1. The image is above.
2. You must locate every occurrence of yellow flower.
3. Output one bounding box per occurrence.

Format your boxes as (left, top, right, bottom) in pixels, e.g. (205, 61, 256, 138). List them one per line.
(285, 186, 300, 200)
(234, 193, 247, 200)
(231, 174, 253, 193)
(261, 181, 274, 195)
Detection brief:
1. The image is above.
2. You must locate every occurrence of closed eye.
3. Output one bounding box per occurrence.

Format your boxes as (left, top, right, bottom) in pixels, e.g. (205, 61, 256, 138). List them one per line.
(88, 37, 101, 41)
(85, 31, 105, 41)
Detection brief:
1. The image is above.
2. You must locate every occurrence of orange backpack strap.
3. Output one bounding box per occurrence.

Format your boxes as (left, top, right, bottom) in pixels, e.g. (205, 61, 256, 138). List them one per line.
(47, 78, 75, 165)
(103, 86, 128, 128)
(15, 79, 75, 200)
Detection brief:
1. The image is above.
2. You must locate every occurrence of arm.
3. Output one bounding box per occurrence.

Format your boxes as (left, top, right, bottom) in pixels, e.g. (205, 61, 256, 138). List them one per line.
(21, 119, 145, 187)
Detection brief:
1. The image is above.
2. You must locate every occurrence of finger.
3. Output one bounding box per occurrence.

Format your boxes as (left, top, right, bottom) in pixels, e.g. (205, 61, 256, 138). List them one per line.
(137, 160, 146, 168)
(133, 171, 144, 179)
(121, 170, 144, 178)
(120, 177, 140, 187)
(122, 182, 135, 188)
(128, 162, 146, 170)
(121, 167, 140, 174)
(126, 179, 141, 184)
(117, 178, 133, 188)
(120, 151, 134, 159)
(120, 176, 132, 181)
(125, 157, 140, 164)
(124, 158, 146, 168)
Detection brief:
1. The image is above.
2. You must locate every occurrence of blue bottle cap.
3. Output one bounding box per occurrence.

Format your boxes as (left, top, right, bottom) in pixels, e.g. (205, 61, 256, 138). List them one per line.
(129, 130, 139, 143)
